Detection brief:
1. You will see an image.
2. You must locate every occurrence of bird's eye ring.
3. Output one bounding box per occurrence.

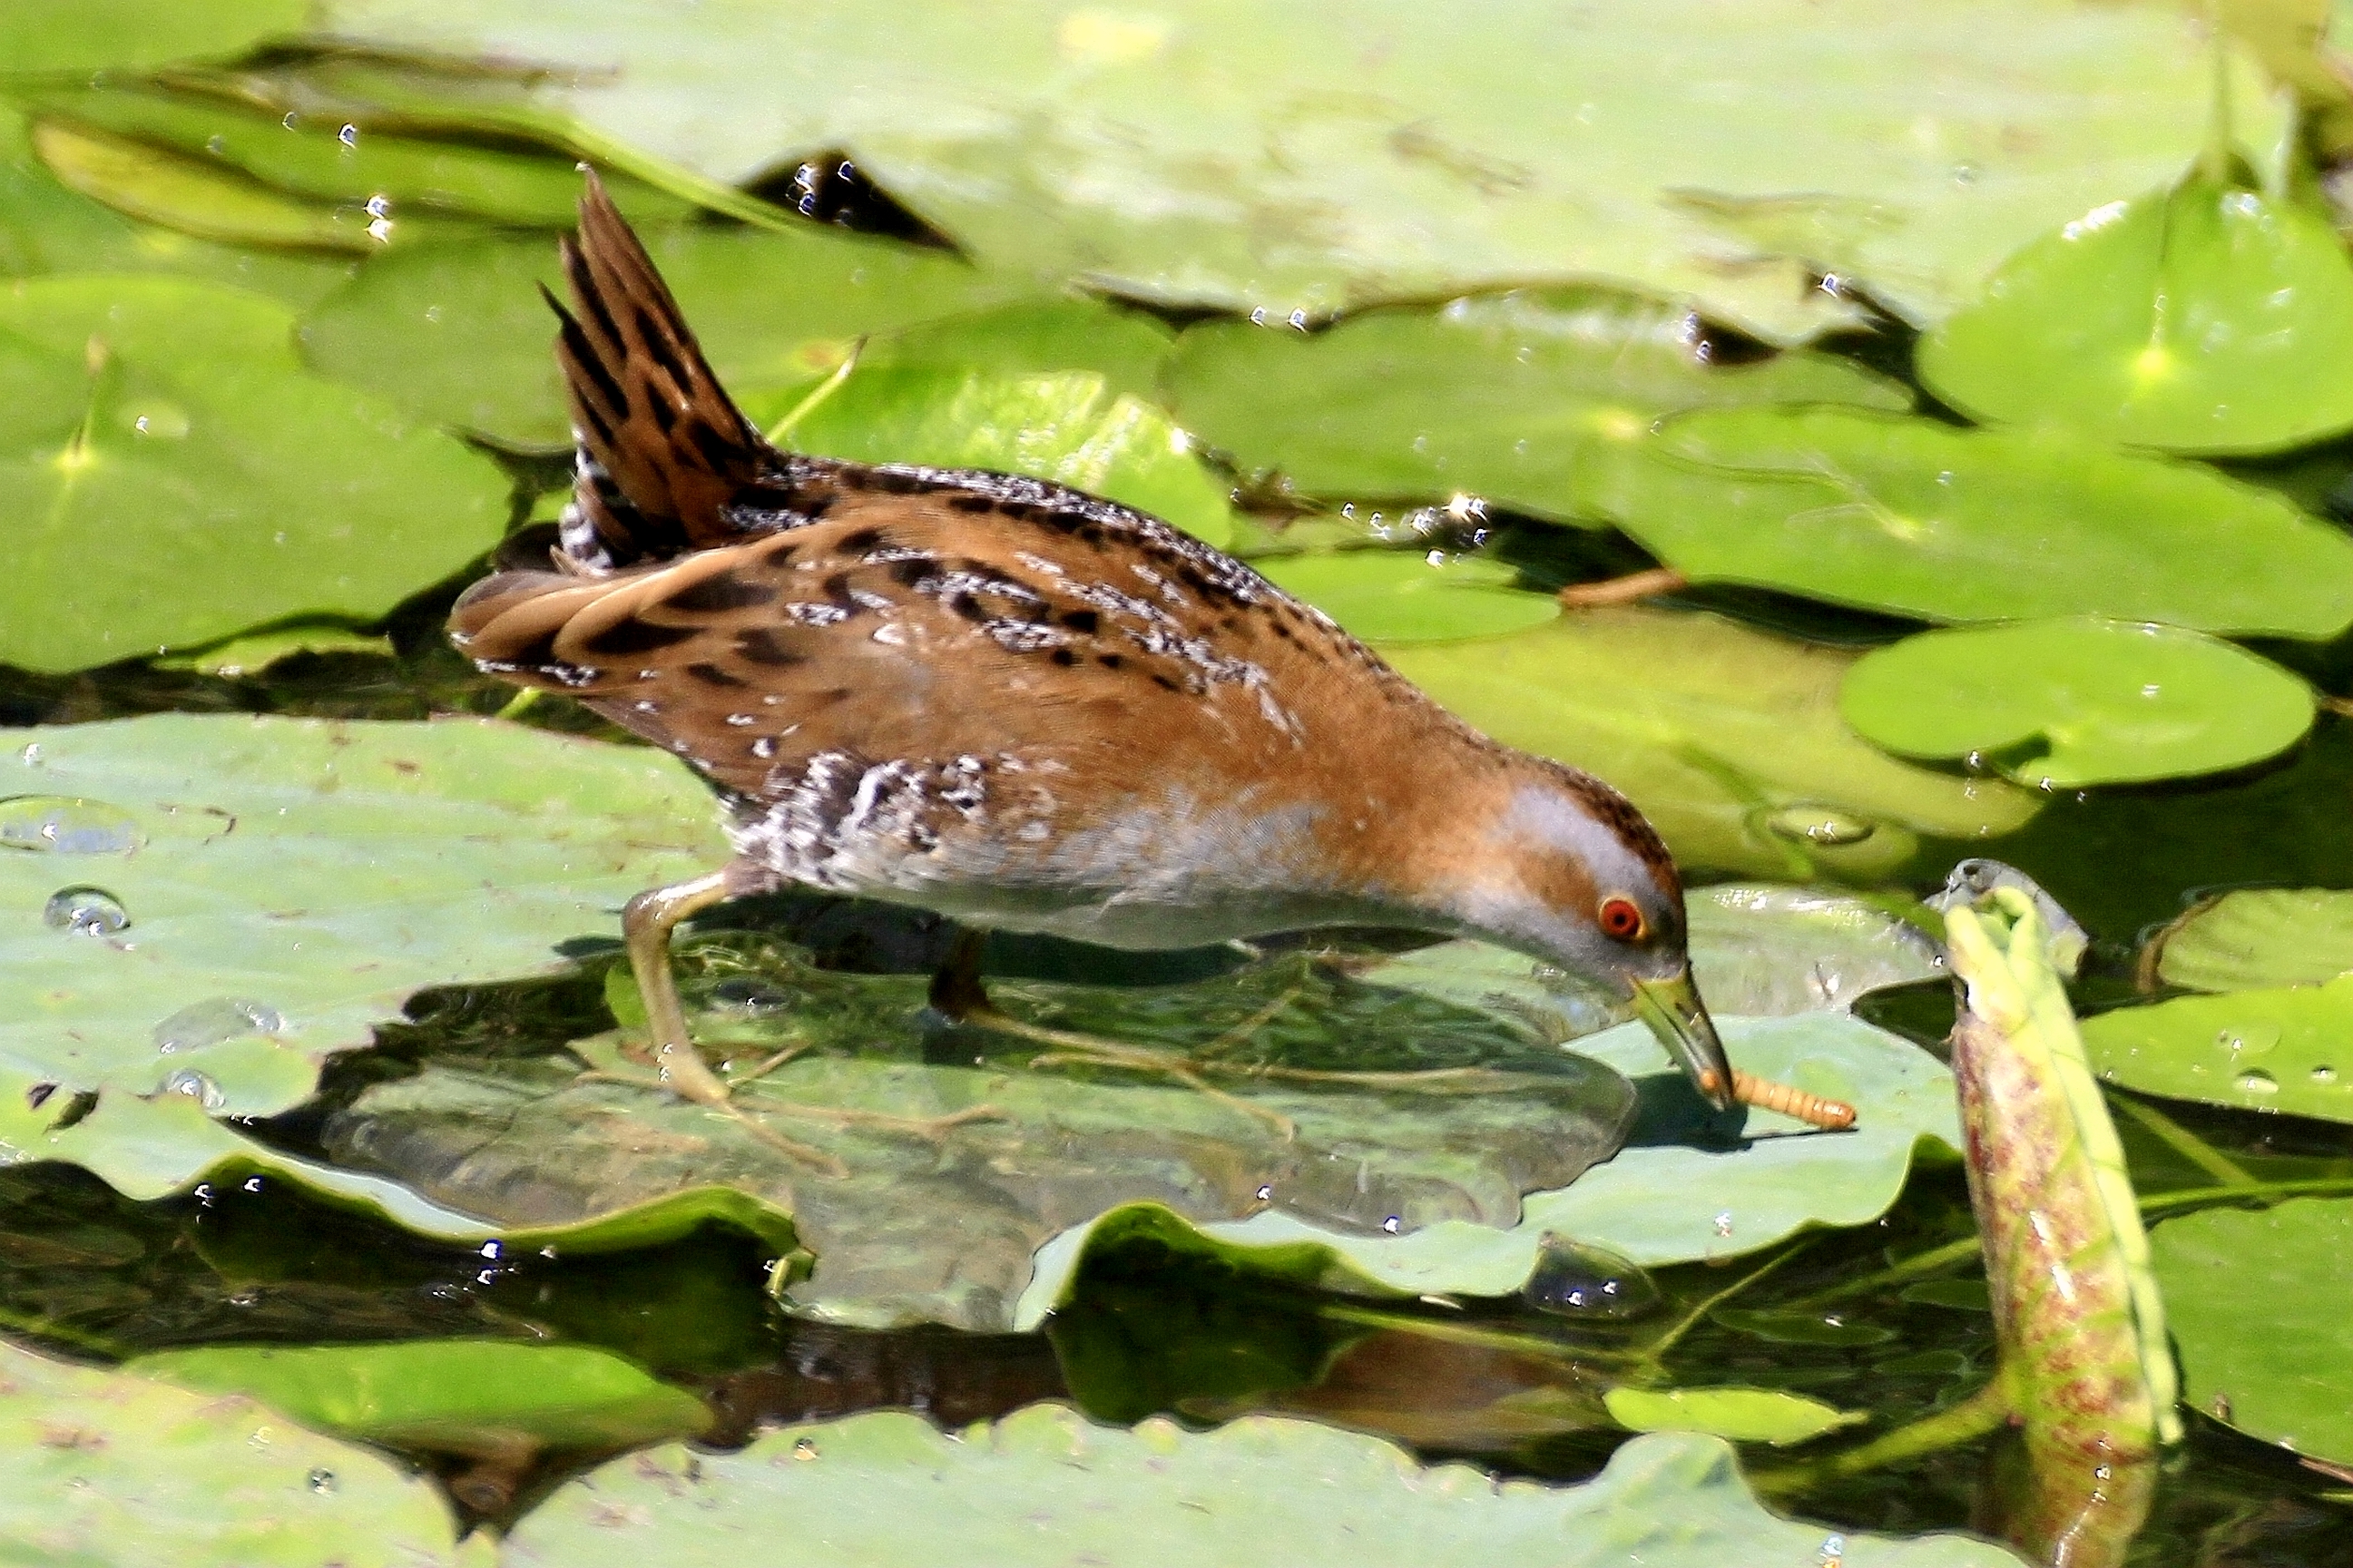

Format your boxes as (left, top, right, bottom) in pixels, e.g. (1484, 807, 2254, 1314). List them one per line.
(1597, 896, 1646, 942)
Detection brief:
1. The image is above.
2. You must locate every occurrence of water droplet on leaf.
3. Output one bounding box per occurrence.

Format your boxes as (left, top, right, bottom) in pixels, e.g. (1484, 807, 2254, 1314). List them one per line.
(42, 886, 127, 936)
(152, 997, 286, 1054)
(0, 796, 141, 854)
(1523, 1236, 1660, 1319)
(161, 1070, 226, 1111)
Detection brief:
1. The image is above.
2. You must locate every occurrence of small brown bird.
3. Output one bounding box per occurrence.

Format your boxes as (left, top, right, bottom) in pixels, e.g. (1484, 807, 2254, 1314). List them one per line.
(451, 176, 1828, 1165)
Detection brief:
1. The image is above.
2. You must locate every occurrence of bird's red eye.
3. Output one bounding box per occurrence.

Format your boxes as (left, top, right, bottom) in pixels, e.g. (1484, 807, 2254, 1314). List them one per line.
(1598, 896, 1646, 942)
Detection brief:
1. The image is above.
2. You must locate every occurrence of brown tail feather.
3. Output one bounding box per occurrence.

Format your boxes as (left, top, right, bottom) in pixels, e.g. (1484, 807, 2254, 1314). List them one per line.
(551, 170, 770, 567)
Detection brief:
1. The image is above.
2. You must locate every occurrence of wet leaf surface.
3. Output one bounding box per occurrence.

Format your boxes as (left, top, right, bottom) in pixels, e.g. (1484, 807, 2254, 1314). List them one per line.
(1918, 172, 2353, 455)
(1576, 409, 2353, 635)
(1384, 606, 2041, 880)
(1839, 619, 2317, 788)
(1162, 290, 1907, 518)
(2149, 1197, 2353, 1466)
(0, 276, 505, 671)
(2079, 978, 2353, 1123)
(504, 1409, 2022, 1566)
(1253, 550, 1559, 643)
(322, 0, 2271, 345)
(2143, 887, 2353, 992)
(0, 1337, 476, 1567)
(0, 716, 723, 1113)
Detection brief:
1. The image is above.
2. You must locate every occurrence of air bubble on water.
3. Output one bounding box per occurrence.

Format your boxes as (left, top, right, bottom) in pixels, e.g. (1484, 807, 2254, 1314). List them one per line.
(0, 796, 142, 853)
(161, 1070, 226, 1112)
(2235, 1070, 2279, 1096)
(153, 997, 286, 1054)
(42, 886, 128, 936)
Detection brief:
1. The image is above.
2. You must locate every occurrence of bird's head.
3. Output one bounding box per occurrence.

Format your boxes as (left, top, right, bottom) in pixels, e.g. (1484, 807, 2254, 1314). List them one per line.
(1446, 763, 1735, 1112)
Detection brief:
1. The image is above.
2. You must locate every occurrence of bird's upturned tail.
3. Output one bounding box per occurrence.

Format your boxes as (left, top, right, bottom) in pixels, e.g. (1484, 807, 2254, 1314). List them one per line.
(545, 170, 770, 570)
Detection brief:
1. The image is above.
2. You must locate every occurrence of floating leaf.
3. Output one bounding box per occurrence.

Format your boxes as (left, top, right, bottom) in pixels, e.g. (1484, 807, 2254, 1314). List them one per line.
(1384, 606, 2041, 881)
(2079, 977, 2353, 1123)
(840, 297, 1176, 406)
(504, 1408, 2021, 1566)
(1253, 551, 1558, 643)
(0, 1338, 473, 1568)
(779, 366, 1238, 549)
(0, 276, 505, 672)
(30, 119, 391, 253)
(0, 715, 725, 1114)
(130, 1342, 711, 1460)
(153, 623, 395, 677)
(324, 0, 2277, 347)
(1918, 172, 2353, 456)
(2142, 887, 2353, 992)
(1839, 619, 2317, 788)
(1162, 290, 1907, 518)
(1023, 1013, 1962, 1325)
(1945, 888, 2181, 1455)
(2148, 1197, 2353, 1466)
(298, 227, 1034, 445)
(1603, 1386, 1866, 1446)
(1578, 409, 2353, 636)
(0, 0, 305, 74)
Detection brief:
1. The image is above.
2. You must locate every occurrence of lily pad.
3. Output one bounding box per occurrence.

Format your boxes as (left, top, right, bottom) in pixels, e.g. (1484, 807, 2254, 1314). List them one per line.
(2148, 1197, 2353, 1466)
(1918, 172, 2353, 456)
(1839, 620, 2318, 789)
(298, 226, 1035, 445)
(2142, 887, 2353, 992)
(779, 366, 1239, 549)
(2078, 977, 2353, 1123)
(324, 0, 2273, 348)
(1162, 290, 1907, 518)
(1577, 409, 2353, 637)
(0, 714, 725, 1114)
(1603, 1386, 1866, 1446)
(1383, 606, 2041, 880)
(0, 276, 505, 672)
(504, 1408, 2020, 1567)
(327, 941, 1640, 1331)
(128, 1341, 711, 1459)
(816, 297, 1177, 407)
(1024, 1012, 1963, 1326)
(0, 1338, 476, 1568)
(153, 623, 396, 678)
(30, 118, 395, 254)
(1252, 551, 1558, 643)
(0, 0, 305, 74)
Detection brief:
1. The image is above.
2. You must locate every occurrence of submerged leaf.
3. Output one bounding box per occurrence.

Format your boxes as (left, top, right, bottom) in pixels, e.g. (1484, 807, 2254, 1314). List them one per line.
(1577, 409, 2353, 637)
(503, 1409, 2021, 1566)
(2148, 1198, 2353, 1466)
(2142, 887, 2353, 992)
(1945, 887, 2181, 1455)
(1603, 1386, 1866, 1446)
(1918, 172, 2353, 456)
(130, 1342, 711, 1459)
(1162, 289, 1907, 519)
(1838, 619, 2317, 788)
(2078, 978, 2353, 1123)
(1385, 605, 2041, 880)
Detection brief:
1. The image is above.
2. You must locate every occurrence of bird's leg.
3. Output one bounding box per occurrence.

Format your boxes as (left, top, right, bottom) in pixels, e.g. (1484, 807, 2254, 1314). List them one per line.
(602, 871, 1001, 1174)
(928, 930, 1297, 1136)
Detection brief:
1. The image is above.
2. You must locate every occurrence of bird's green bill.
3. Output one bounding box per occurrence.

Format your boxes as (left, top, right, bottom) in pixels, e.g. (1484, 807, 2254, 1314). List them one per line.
(1630, 969, 1736, 1112)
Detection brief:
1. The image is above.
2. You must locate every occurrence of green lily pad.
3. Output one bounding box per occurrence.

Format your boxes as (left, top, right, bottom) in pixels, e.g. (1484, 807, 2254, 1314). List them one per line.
(0, 276, 505, 672)
(1918, 172, 2353, 456)
(153, 623, 395, 678)
(30, 118, 394, 254)
(1253, 551, 1558, 643)
(779, 366, 1238, 549)
(1839, 620, 2317, 789)
(1358, 883, 1946, 1038)
(1024, 1012, 1962, 1326)
(1946, 889, 2181, 1454)
(2148, 1197, 2353, 1466)
(505, 1408, 2020, 1567)
(1162, 290, 1907, 519)
(0, 714, 725, 1114)
(129, 1341, 711, 1459)
(1583, 409, 2353, 636)
(298, 226, 1034, 445)
(0, 0, 305, 74)
(2143, 887, 2353, 992)
(2079, 977, 2353, 1123)
(1603, 1386, 1866, 1446)
(828, 297, 1176, 407)
(324, 0, 2273, 348)
(0, 1338, 476, 1568)
(1384, 606, 2041, 881)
